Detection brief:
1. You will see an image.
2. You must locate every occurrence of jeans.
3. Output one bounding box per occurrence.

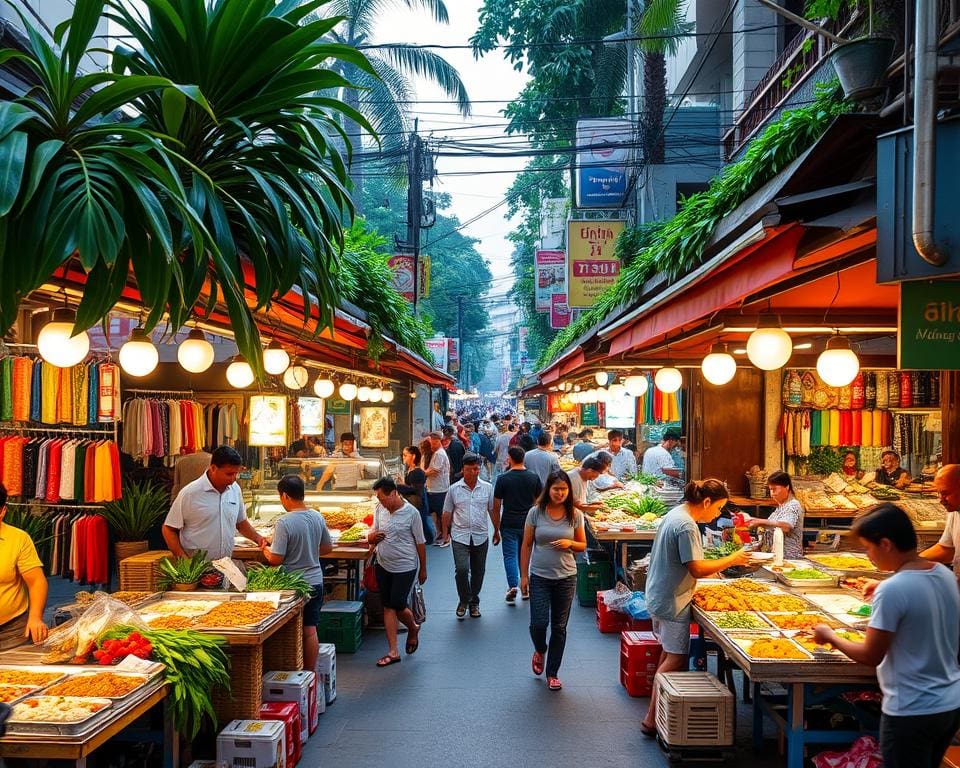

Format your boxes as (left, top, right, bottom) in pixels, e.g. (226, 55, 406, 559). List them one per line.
(500, 528, 522, 589)
(529, 573, 577, 677)
(419, 508, 436, 545)
(880, 707, 960, 768)
(452, 539, 488, 607)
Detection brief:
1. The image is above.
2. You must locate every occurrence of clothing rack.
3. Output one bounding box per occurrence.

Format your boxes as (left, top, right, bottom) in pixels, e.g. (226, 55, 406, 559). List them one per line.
(125, 388, 195, 397)
(0, 423, 117, 434)
(7, 501, 104, 511)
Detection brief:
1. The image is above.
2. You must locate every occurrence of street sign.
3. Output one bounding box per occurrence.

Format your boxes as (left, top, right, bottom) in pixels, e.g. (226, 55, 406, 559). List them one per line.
(899, 279, 960, 369)
(388, 255, 415, 301)
(535, 249, 566, 312)
(550, 293, 570, 329)
(567, 220, 625, 308)
(575, 118, 633, 209)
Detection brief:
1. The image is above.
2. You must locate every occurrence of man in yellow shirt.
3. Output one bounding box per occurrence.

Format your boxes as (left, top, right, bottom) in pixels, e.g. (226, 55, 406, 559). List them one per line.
(0, 483, 48, 645)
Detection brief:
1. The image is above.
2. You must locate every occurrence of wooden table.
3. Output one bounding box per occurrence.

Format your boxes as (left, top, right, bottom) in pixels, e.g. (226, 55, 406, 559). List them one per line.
(234, 543, 370, 601)
(591, 528, 657, 572)
(693, 602, 877, 768)
(0, 684, 175, 768)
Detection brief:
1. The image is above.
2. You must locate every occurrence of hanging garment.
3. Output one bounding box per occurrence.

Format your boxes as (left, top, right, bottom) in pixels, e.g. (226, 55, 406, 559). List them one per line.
(861, 409, 873, 447)
(810, 410, 821, 447)
(87, 362, 99, 425)
(0, 358, 12, 422)
(800, 411, 811, 457)
(57, 367, 73, 425)
(98, 363, 120, 422)
(58, 440, 77, 502)
(852, 409, 862, 447)
(11, 357, 32, 422)
(40, 363, 59, 424)
(872, 409, 883, 448)
(828, 410, 840, 446)
(45, 439, 63, 502)
(839, 410, 852, 446)
(29, 360, 41, 423)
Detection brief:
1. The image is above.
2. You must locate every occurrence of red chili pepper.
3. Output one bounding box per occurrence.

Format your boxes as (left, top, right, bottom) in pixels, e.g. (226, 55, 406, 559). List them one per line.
(98, 655, 114, 665)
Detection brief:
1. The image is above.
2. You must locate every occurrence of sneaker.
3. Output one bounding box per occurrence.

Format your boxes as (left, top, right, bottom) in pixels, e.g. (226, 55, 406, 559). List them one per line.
(505, 588, 518, 604)
(440, 539, 451, 548)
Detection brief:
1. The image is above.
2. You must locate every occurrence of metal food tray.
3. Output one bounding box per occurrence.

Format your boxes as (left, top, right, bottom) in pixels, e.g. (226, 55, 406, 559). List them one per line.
(54, 592, 164, 618)
(785, 629, 866, 660)
(725, 632, 815, 661)
(761, 611, 847, 630)
(145, 592, 291, 634)
(0, 665, 70, 690)
(701, 611, 775, 631)
(42, 669, 161, 701)
(7, 696, 114, 736)
(804, 553, 882, 577)
(774, 570, 840, 589)
(0, 684, 47, 706)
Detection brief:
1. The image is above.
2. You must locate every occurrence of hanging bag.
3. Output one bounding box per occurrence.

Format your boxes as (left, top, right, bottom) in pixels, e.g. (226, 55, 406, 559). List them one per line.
(409, 581, 426, 625)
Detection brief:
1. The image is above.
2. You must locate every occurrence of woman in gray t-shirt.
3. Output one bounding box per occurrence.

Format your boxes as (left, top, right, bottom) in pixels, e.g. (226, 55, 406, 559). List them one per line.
(519, 470, 586, 691)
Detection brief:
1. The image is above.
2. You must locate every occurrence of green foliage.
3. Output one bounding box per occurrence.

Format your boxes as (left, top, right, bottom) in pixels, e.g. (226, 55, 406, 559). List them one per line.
(158, 551, 210, 586)
(246, 564, 314, 598)
(4, 505, 53, 564)
(102, 481, 168, 541)
(804, 0, 849, 20)
(538, 82, 851, 368)
(808, 446, 845, 475)
(339, 219, 430, 359)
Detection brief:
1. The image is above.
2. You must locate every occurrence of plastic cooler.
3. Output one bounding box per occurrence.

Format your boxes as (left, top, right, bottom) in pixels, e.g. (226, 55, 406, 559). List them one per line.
(317, 600, 363, 653)
(620, 631, 662, 697)
(315, 642, 337, 707)
(654, 672, 734, 747)
(261, 671, 315, 747)
(217, 720, 287, 768)
(576, 559, 613, 607)
(259, 702, 301, 766)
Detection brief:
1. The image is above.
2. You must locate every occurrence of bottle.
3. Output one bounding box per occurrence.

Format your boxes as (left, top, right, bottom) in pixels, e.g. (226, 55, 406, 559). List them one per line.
(772, 527, 785, 567)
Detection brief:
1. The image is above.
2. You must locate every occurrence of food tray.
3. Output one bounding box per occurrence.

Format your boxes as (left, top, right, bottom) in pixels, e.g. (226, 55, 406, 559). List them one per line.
(0, 684, 45, 705)
(43, 670, 158, 701)
(0, 666, 70, 690)
(148, 593, 287, 633)
(788, 629, 866, 658)
(805, 553, 880, 576)
(7, 696, 113, 736)
(761, 612, 845, 630)
(702, 611, 774, 630)
(774, 570, 840, 589)
(726, 632, 814, 661)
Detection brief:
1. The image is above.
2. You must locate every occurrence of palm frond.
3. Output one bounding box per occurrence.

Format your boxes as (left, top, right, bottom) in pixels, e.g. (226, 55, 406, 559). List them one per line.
(636, 0, 692, 55)
(377, 43, 471, 117)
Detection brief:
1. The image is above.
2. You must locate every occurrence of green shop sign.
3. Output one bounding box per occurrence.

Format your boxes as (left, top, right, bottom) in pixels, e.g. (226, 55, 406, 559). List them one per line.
(899, 279, 960, 370)
(581, 403, 599, 426)
(326, 397, 352, 415)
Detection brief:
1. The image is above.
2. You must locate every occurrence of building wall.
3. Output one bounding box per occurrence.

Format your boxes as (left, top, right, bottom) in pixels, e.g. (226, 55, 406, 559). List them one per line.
(731, 0, 778, 113)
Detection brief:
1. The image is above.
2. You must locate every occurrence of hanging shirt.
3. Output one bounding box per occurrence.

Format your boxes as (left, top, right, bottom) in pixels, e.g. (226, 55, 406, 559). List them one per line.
(40, 363, 58, 424)
(30, 360, 41, 423)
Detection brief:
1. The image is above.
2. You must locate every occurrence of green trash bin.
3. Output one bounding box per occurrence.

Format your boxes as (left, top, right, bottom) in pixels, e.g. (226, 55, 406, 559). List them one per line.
(577, 559, 613, 607)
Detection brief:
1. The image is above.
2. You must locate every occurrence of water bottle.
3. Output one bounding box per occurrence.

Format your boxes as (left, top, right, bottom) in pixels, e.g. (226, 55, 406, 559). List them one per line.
(772, 527, 785, 566)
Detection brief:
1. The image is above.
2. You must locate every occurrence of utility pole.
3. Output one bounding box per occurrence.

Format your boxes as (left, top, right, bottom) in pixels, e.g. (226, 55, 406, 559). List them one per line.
(456, 294, 465, 389)
(407, 124, 422, 316)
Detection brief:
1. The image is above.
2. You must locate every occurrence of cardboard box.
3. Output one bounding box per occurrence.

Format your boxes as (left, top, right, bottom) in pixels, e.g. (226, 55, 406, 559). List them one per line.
(315, 644, 337, 705)
(217, 720, 286, 768)
(262, 671, 314, 747)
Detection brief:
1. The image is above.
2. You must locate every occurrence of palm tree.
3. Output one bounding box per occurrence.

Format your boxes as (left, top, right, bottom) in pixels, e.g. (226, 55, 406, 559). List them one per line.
(320, 0, 472, 208)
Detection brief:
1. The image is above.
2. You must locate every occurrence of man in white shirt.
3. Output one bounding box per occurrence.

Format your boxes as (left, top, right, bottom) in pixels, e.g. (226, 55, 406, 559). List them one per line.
(587, 430, 637, 481)
(443, 453, 499, 618)
(568, 457, 605, 515)
(317, 432, 363, 489)
(424, 431, 451, 546)
(163, 446, 266, 560)
(641, 428, 682, 483)
(523, 431, 561, 485)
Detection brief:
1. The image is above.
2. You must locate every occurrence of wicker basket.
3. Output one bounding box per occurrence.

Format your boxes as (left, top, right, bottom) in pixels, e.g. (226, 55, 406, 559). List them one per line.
(654, 672, 734, 747)
(119, 550, 171, 592)
(114, 540, 149, 562)
(212, 645, 263, 722)
(746, 475, 769, 499)
(263, 607, 304, 671)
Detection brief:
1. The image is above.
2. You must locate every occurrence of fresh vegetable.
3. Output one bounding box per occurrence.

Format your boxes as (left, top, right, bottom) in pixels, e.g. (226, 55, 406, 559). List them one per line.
(603, 494, 667, 518)
(711, 611, 768, 629)
(99, 626, 230, 739)
(246, 565, 313, 598)
(158, 551, 210, 587)
(705, 541, 743, 560)
(92, 632, 153, 665)
(630, 472, 661, 486)
(782, 568, 831, 580)
(338, 523, 366, 542)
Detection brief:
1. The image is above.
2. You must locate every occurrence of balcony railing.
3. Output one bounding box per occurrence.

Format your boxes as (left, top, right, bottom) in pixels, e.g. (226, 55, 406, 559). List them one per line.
(722, 2, 960, 160)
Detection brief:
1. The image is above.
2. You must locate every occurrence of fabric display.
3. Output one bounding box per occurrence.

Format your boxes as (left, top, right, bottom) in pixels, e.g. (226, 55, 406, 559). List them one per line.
(121, 397, 240, 461)
(48, 511, 109, 585)
(780, 409, 894, 457)
(782, 369, 940, 412)
(892, 413, 938, 461)
(637, 375, 682, 424)
(0, 435, 120, 502)
(0, 357, 120, 426)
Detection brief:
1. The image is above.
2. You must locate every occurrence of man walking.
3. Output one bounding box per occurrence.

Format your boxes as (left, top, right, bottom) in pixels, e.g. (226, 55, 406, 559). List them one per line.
(493, 446, 543, 603)
(524, 431, 561, 485)
(443, 453, 499, 618)
(493, 422, 515, 480)
(443, 425, 465, 483)
(572, 429, 595, 462)
(424, 431, 451, 547)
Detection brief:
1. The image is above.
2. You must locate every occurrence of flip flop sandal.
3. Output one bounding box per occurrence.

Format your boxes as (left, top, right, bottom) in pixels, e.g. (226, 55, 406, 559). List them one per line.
(532, 652, 544, 676)
(547, 677, 563, 691)
(376, 654, 401, 667)
(405, 639, 419, 655)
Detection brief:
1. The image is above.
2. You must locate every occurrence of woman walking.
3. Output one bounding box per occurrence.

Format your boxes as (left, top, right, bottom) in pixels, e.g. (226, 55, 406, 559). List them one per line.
(520, 471, 586, 691)
(641, 479, 751, 735)
(398, 445, 434, 544)
(368, 478, 427, 667)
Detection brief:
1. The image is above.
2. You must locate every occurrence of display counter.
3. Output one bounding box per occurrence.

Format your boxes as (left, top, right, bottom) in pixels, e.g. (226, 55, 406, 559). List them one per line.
(274, 455, 387, 492)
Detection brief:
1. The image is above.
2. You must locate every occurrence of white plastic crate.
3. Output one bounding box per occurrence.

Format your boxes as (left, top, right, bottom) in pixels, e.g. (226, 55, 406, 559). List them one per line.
(216, 720, 286, 768)
(654, 672, 734, 747)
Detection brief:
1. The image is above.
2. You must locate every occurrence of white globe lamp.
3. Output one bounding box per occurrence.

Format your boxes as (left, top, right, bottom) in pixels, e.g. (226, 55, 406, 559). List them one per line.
(608, 383, 626, 399)
(357, 386, 371, 402)
(701, 344, 737, 386)
(746, 318, 792, 371)
(816, 336, 860, 387)
(283, 365, 309, 390)
(382, 389, 395, 403)
(37, 309, 90, 368)
(313, 377, 335, 398)
(119, 327, 159, 377)
(655, 367, 683, 394)
(339, 382, 358, 401)
(262, 340, 290, 375)
(226, 357, 255, 388)
(594, 371, 609, 386)
(177, 329, 215, 373)
(369, 387, 383, 403)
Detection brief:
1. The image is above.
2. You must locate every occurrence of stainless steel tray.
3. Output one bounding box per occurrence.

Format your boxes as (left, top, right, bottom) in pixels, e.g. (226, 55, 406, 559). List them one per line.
(804, 553, 883, 577)
(41, 670, 158, 701)
(0, 684, 46, 706)
(774, 570, 840, 589)
(0, 665, 70, 689)
(7, 696, 114, 736)
(144, 593, 293, 634)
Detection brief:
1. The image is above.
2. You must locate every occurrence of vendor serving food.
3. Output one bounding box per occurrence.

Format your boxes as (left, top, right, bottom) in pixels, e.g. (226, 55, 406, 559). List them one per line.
(163, 446, 266, 560)
(737, 471, 805, 559)
(640, 479, 751, 737)
(0, 482, 48, 646)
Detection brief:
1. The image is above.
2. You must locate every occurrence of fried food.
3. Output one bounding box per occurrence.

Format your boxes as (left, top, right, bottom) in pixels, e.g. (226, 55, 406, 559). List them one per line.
(45, 673, 144, 698)
(744, 594, 810, 612)
(194, 601, 275, 628)
(763, 613, 842, 630)
(742, 638, 808, 660)
(0, 670, 63, 686)
(148, 615, 194, 630)
(0, 686, 37, 703)
(808, 554, 875, 571)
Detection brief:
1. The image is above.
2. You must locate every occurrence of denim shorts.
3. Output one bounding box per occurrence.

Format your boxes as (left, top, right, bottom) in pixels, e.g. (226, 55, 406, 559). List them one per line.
(303, 585, 324, 627)
(652, 615, 691, 655)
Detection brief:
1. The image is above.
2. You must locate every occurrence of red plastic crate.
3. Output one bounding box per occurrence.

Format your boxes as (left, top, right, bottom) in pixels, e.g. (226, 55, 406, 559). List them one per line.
(259, 701, 302, 766)
(596, 593, 630, 634)
(629, 617, 653, 631)
(620, 631, 662, 698)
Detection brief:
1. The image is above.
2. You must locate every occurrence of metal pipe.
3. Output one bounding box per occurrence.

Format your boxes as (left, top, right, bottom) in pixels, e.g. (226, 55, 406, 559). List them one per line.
(912, 0, 947, 266)
(756, 0, 847, 45)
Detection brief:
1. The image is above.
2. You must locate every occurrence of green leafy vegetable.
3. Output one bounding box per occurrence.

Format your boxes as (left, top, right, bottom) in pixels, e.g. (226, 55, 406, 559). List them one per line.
(784, 568, 831, 580)
(631, 472, 661, 486)
(705, 541, 743, 560)
(158, 551, 209, 587)
(246, 565, 313, 599)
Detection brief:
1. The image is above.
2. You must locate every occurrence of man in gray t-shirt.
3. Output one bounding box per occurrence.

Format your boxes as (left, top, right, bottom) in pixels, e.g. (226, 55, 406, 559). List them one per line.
(262, 475, 335, 674)
(524, 432, 561, 485)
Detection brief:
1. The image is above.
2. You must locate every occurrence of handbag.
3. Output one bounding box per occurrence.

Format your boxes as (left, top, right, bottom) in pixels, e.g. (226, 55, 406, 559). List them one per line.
(409, 581, 426, 624)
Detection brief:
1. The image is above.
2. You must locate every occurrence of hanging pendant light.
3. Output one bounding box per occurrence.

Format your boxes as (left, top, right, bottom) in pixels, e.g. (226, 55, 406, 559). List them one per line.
(313, 376, 335, 398)
(119, 326, 159, 377)
(382, 388, 395, 403)
(701, 343, 737, 386)
(262, 340, 290, 375)
(178, 328, 215, 373)
(624, 374, 649, 398)
(594, 371, 610, 386)
(339, 382, 358, 401)
(226, 356, 255, 388)
(655, 367, 683, 394)
(283, 364, 309, 390)
(608, 383, 626, 399)
(37, 308, 90, 368)
(746, 316, 793, 371)
(368, 387, 383, 403)
(357, 385, 372, 402)
(816, 335, 860, 387)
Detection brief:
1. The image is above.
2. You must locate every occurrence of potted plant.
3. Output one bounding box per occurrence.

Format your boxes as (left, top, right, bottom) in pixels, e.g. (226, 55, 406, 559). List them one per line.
(158, 551, 210, 592)
(807, 0, 896, 100)
(101, 481, 169, 562)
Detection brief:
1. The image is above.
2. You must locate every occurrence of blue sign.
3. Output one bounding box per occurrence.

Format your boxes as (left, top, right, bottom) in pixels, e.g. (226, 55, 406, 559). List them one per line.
(575, 118, 633, 209)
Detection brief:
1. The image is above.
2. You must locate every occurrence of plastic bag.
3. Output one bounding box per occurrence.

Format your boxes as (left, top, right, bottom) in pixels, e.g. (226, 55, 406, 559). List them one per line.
(410, 582, 426, 625)
(599, 582, 634, 613)
(624, 592, 650, 620)
(812, 736, 881, 768)
(42, 594, 149, 664)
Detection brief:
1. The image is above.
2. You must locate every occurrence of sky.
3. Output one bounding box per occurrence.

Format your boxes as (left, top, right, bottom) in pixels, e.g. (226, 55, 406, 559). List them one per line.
(372, 1, 529, 297)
